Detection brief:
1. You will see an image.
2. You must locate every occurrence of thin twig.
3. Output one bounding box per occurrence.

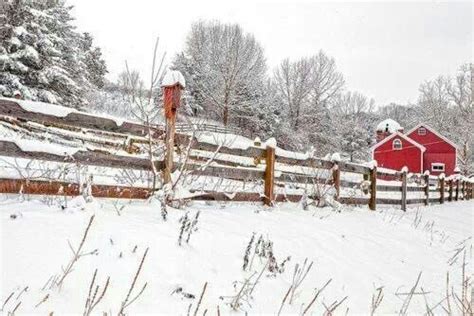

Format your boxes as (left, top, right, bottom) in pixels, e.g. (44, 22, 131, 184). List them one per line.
(35, 294, 49, 308)
(118, 247, 149, 315)
(302, 279, 332, 315)
(193, 282, 208, 316)
(1, 291, 14, 311)
(277, 285, 292, 316)
(56, 215, 96, 289)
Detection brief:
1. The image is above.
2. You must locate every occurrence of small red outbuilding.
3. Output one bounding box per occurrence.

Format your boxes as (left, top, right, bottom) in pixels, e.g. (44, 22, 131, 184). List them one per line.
(371, 120, 458, 176)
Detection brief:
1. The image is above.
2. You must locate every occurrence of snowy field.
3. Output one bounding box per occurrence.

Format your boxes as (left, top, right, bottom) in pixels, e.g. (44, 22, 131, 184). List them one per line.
(1, 197, 472, 315)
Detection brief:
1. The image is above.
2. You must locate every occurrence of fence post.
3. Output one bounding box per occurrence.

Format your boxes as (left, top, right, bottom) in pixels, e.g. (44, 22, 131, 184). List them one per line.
(424, 172, 429, 206)
(461, 180, 465, 200)
(455, 179, 459, 201)
(263, 144, 275, 206)
(369, 166, 377, 211)
(469, 182, 472, 200)
(401, 169, 407, 212)
(439, 175, 445, 204)
(466, 181, 469, 200)
(332, 162, 340, 200)
(448, 180, 453, 202)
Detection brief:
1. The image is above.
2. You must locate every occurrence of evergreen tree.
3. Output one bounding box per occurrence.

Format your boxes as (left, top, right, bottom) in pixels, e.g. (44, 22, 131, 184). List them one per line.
(0, 0, 107, 108)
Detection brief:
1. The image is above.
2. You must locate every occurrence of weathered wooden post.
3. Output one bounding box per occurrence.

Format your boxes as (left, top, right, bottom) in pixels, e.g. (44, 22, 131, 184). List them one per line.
(162, 71, 185, 184)
(455, 179, 459, 201)
(439, 174, 445, 204)
(332, 162, 340, 200)
(400, 168, 407, 212)
(448, 179, 453, 202)
(424, 171, 429, 206)
(461, 180, 465, 200)
(466, 181, 469, 200)
(263, 138, 276, 206)
(468, 181, 472, 200)
(369, 165, 377, 211)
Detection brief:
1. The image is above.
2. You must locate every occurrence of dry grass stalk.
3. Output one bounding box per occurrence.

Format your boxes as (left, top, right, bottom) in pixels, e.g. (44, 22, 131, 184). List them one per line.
(370, 287, 384, 316)
(225, 271, 257, 311)
(9, 301, 21, 315)
(15, 287, 28, 301)
(302, 279, 332, 315)
(83, 269, 110, 316)
(1, 291, 14, 312)
(35, 294, 49, 308)
(445, 272, 452, 314)
(322, 296, 348, 316)
(421, 286, 433, 316)
(193, 282, 208, 316)
(242, 233, 256, 271)
(249, 260, 269, 296)
(277, 285, 292, 316)
(289, 258, 313, 304)
(41, 276, 55, 291)
(452, 250, 472, 316)
(398, 271, 422, 315)
(118, 247, 149, 315)
(55, 215, 97, 289)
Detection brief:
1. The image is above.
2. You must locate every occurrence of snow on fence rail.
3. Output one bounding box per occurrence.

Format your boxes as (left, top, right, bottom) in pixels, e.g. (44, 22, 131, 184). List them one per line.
(0, 98, 472, 210)
(175, 123, 242, 135)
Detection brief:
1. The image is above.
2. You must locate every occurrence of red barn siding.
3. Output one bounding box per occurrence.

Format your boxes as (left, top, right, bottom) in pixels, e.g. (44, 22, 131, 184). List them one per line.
(373, 136, 423, 173)
(407, 126, 457, 175)
(424, 153, 456, 176)
(407, 127, 455, 153)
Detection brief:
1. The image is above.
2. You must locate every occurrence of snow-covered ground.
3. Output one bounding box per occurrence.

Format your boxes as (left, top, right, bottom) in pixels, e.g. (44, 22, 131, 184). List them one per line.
(1, 197, 472, 315)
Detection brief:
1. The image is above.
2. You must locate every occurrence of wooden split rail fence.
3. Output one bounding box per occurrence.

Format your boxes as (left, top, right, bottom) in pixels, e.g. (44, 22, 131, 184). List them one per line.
(0, 98, 472, 210)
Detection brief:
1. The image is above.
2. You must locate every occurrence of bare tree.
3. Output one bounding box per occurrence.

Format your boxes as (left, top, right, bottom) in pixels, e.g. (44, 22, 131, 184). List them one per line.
(117, 69, 144, 103)
(175, 20, 267, 126)
(333, 91, 375, 116)
(416, 64, 473, 174)
(447, 63, 473, 174)
(417, 76, 452, 132)
(447, 63, 472, 117)
(123, 37, 167, 192)
(272, 51, 344, 152)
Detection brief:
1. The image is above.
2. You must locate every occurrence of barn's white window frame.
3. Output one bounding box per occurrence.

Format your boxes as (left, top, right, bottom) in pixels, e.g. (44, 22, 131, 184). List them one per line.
(392, 139, 402, 150)
(418, 127, 427, 135)
(431, 163, 445, 172)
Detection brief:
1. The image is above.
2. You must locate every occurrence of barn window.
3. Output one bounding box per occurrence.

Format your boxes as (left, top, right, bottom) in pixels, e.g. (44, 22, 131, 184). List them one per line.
(392, 139, 402, 150)
(418, 127, 426, 135)
(431, 163, 445, 172)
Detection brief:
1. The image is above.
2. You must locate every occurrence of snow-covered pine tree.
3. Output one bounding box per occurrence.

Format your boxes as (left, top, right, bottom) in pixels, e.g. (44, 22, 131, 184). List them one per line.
(0, 0, 107, 108)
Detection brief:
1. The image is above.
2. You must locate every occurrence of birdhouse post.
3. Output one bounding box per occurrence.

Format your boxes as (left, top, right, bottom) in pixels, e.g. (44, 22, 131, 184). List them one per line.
(161, 71, 185, 184)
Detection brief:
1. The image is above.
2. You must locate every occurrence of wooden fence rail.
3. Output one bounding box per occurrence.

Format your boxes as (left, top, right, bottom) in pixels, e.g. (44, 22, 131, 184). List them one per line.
(0, 97, 473, 210)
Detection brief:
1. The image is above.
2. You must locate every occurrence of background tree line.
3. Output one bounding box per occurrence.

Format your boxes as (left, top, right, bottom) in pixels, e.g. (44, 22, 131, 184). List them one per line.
(0, 9, 471, 173)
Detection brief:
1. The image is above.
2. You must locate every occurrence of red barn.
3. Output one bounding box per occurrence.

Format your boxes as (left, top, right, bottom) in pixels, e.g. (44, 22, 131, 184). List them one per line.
(371, 120, 458, 175)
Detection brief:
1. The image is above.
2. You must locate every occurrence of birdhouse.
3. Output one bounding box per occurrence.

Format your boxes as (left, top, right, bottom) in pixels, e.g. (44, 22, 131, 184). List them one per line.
(161, 71, 185, 119)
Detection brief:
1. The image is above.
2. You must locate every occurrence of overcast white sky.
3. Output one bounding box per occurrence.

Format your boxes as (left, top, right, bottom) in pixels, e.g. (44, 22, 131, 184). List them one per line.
(68, 0, 472, 106)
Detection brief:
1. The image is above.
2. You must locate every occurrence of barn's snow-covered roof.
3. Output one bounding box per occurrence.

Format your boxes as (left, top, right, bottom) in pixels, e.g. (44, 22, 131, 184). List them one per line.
(376, 119, 402, 133)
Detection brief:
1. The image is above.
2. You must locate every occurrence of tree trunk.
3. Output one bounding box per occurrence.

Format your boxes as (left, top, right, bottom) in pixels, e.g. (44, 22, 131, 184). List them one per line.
(223, 106, 229, 126)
